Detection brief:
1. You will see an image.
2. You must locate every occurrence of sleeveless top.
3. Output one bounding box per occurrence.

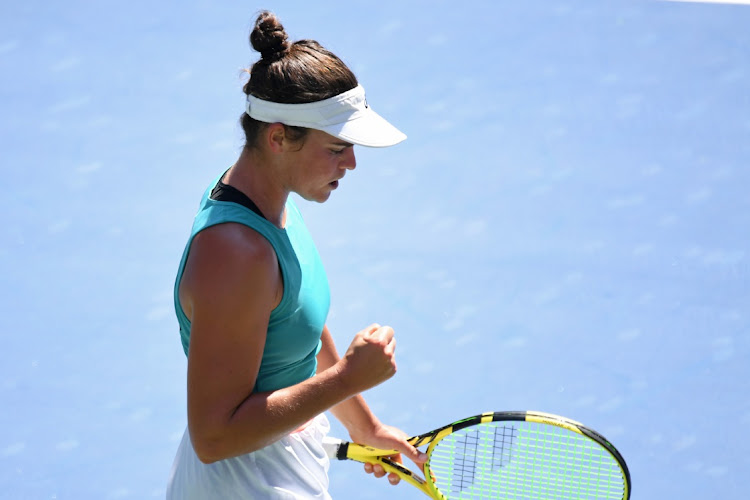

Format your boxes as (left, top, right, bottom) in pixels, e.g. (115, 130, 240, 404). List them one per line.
(173, 172, 330, 392)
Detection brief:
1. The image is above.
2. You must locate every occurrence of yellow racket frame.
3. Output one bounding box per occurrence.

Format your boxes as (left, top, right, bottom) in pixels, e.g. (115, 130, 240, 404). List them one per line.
(331, 410, 631, 500)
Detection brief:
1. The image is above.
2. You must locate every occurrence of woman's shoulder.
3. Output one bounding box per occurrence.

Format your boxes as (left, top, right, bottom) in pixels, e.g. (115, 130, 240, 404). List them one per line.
(193, 222, 278, 268)
(179, 221, 282, 325)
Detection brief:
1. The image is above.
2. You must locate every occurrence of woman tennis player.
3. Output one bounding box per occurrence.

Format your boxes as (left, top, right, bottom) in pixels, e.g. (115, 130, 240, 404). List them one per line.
(166, 11, 425, 499)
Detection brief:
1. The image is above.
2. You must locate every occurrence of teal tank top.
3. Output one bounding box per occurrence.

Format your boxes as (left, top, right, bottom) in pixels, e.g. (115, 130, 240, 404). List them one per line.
(173, 173, 330, 392)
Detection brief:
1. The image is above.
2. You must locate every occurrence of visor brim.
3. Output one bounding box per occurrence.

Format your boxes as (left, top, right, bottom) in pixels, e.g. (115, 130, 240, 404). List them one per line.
(320, 108, 406, 148)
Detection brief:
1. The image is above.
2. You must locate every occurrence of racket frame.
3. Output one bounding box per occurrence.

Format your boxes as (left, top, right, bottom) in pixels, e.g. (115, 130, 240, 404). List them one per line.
(323, 410, 632, 500)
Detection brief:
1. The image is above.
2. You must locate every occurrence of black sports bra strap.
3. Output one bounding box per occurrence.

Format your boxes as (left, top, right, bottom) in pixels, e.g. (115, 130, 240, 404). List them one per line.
(210, 178, 267, 220)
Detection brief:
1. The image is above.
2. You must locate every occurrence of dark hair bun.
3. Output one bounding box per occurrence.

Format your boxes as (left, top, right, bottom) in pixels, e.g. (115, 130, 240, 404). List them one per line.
(250, 11, 290, 61)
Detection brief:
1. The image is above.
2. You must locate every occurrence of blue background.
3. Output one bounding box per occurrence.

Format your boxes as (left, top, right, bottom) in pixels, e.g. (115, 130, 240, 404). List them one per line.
(1, 0, 748, 498)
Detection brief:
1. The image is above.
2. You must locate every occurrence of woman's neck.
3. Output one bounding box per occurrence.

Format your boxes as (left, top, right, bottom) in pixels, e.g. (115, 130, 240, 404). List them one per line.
(223, 148, 289, 228)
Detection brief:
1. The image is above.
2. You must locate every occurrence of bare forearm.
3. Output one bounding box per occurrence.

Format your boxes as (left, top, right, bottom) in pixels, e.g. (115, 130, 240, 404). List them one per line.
(317, 326, 380, 440)
(192, 362, 354, 463)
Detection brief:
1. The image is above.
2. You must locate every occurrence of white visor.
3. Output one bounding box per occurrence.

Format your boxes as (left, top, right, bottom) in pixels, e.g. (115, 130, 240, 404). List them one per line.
(245, 84, 406, 148)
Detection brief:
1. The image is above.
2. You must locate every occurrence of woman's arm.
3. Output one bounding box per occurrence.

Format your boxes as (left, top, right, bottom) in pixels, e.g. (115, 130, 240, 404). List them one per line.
(317, 325, 379, 437)
(317, 325, 427, 483)
(181, 223, 397, 464)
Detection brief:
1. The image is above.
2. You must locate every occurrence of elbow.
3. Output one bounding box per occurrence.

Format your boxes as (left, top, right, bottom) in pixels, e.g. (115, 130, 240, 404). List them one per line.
(197, 454, 218, 465)
(188, 411, 233, 464)
(191, 433, 224, 464)
(189, 427, 265, 464)
(196, 450, 219, 465)
(189, 423, 235, 464)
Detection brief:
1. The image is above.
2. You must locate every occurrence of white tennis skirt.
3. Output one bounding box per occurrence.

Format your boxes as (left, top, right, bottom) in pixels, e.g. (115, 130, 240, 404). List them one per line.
(167, 414, 332, 499)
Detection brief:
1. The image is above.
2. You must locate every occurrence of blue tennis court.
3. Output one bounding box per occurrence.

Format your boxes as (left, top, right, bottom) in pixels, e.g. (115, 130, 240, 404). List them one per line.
(1, 0, 748, 498)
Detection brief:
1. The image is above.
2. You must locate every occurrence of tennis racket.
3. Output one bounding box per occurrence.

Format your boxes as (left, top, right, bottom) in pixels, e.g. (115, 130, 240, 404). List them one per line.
(322, 410, 631, 499)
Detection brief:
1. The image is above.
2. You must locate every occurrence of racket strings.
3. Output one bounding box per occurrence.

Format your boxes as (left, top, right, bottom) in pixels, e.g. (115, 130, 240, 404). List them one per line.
(492, 424, 517, 469)
(451, 428, 478, 490)
(427, 422, 626, 499)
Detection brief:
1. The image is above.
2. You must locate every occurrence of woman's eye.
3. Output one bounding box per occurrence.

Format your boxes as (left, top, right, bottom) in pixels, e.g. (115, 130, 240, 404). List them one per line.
(331, 149, 345, 156)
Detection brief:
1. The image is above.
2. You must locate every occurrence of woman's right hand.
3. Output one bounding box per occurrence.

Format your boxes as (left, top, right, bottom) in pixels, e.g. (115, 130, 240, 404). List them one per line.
(338, 324, 397, 393)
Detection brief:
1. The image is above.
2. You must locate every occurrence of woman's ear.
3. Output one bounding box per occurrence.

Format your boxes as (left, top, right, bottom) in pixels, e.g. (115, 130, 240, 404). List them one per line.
(265, 123, 287, 153)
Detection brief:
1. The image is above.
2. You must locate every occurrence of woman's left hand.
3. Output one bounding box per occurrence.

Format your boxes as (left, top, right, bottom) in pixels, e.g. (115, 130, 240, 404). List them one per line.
(352, 422, 428, 485)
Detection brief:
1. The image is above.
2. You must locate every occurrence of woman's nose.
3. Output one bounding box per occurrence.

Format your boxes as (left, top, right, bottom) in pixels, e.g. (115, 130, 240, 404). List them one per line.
(343, 148, 356, 170)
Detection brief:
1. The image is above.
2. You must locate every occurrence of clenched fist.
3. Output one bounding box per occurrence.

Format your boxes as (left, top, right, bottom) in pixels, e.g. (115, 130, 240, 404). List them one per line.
(337, 324, 397, 394)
